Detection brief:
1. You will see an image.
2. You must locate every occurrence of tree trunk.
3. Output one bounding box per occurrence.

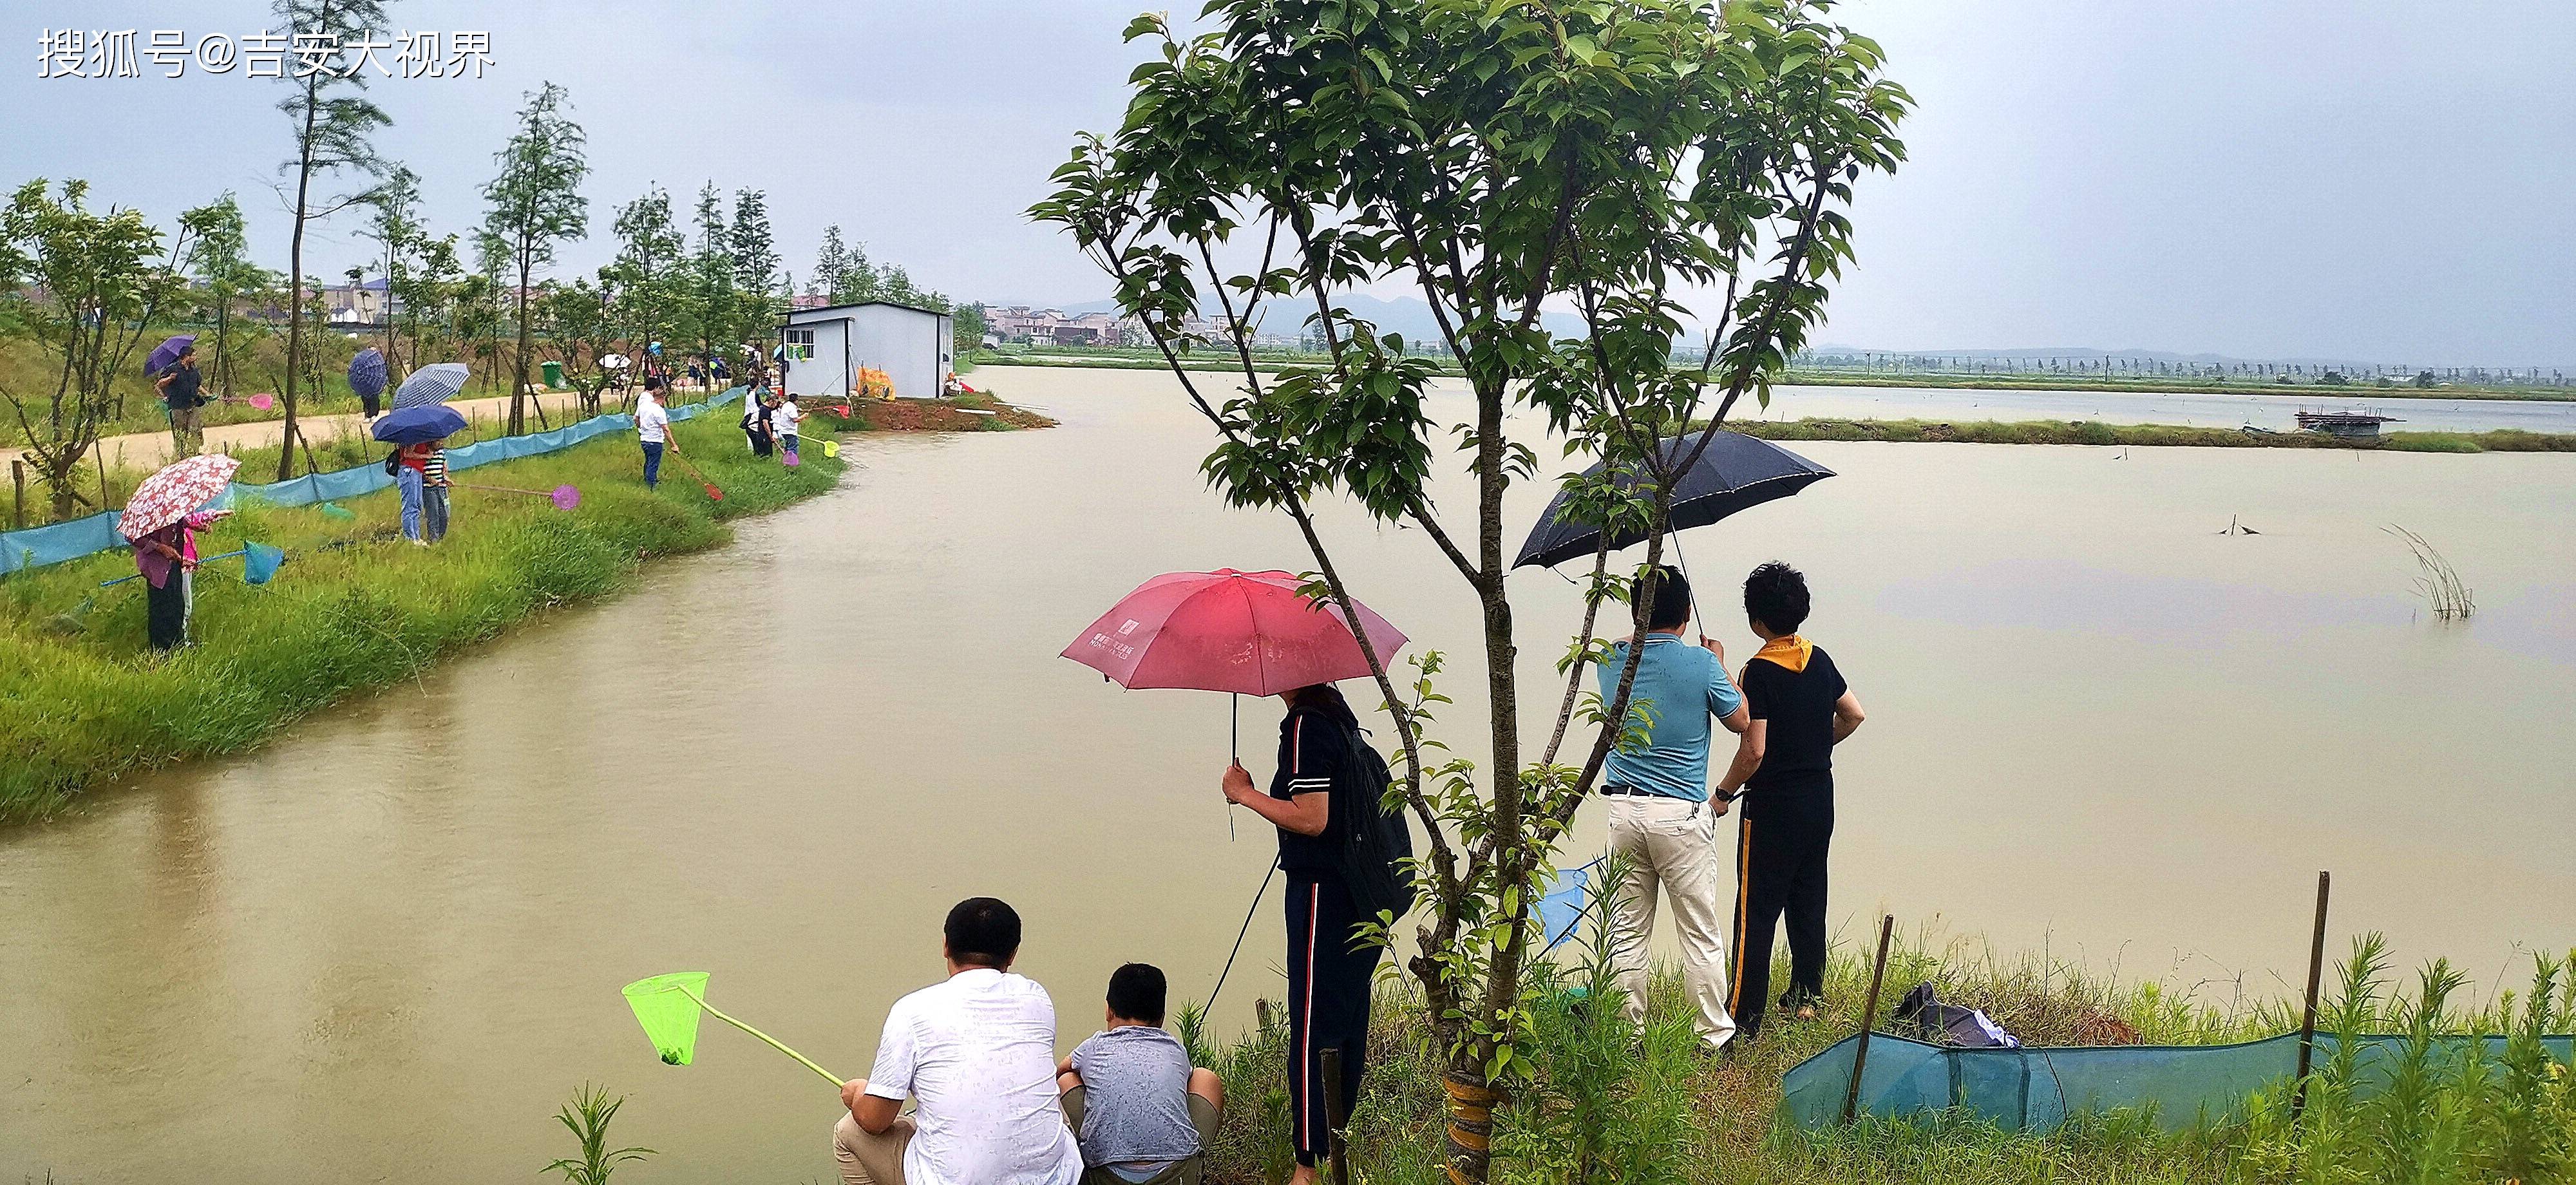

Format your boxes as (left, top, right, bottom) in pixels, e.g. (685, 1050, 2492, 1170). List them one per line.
(278, 95, 319, 482)
(509, 252, 531, 435)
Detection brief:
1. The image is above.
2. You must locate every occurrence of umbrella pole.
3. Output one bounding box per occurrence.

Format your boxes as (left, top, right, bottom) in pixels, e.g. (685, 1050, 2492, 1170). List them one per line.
(1228, 692, 1239, 842)
(1667, 530, 1707, 628)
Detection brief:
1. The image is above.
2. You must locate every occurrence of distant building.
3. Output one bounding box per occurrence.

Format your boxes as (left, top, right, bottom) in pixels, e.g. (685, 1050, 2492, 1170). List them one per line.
(781, 301, 955, 402)
(319, 277, 397, 328)
(985, 305, 1146, 347)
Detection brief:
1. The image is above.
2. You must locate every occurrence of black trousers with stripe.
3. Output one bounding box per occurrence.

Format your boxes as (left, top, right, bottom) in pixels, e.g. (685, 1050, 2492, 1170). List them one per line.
(1730, 801, 1833, 1039)
(1285, 871, 1379, 1166)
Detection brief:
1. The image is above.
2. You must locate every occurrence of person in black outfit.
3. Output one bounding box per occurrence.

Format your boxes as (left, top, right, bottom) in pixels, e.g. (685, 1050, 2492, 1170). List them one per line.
(1220, 683, 1379, 1184)
(1715, 562, 1867, 1040)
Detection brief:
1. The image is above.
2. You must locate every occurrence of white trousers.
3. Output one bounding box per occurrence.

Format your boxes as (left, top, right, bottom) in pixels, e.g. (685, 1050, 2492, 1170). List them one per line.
(1605, 794, 1739, 1050)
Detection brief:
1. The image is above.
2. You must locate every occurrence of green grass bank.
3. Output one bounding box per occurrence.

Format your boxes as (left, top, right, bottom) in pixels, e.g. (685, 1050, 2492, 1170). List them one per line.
(0, 408, 842, 820)
(1728, 417, 2576, 453)
(1188, 928, 2576, 1184)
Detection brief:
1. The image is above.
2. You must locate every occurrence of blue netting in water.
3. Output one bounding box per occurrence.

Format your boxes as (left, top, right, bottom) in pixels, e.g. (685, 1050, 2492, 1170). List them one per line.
(1781, 1030, 2576, 1132)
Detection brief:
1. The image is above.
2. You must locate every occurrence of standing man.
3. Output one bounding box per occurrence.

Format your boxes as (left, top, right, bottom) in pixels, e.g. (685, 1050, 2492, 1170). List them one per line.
(834, 898, 1084, 1185)
(155, 344, 209, 455)
(1595, 565, 1752, 1055)
(636, 375, 674, 489)
(1717, 562, 1866, 1041)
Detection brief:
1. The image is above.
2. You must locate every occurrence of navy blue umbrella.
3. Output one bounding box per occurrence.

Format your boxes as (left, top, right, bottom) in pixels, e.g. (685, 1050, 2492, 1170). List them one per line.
(1513, 431, 1835, 569)
(348, 348, 388, 399)
(368, 404, 468, 446)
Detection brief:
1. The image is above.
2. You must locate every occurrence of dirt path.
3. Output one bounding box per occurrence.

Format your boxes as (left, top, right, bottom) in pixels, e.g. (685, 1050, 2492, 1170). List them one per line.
(0, 388, 710, 477)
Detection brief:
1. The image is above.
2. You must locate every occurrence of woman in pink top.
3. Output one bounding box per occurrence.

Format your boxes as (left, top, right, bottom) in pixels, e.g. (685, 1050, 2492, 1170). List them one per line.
(129, 509, 229, 651)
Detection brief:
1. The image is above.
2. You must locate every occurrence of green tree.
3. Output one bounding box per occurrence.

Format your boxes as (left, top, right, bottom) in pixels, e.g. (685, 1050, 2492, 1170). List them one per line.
(0, 181, 198, 517)
(270, 0, 394, 479)
(730, 188, 784, 354)
(481, 82, 591, 433)
(392, 229, 462, 368)
(540, 275, 618, 413)
(810, 223, 849, 300)
(683, 182, 735, 383)
(357, 164, 421, 374)
(1034, 3, 1905, 1177)
(178, 193, 270, 401)
(607, 187, 685, 403)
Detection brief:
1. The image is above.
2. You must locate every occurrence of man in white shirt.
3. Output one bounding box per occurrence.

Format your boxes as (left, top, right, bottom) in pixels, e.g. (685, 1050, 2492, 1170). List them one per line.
(837, 898, 1084, 1185)
(636, 376, 676, 488)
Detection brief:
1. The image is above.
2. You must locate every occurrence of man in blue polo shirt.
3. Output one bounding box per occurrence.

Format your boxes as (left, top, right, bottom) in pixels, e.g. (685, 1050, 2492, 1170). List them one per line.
(1595, 564, 1750, 1053)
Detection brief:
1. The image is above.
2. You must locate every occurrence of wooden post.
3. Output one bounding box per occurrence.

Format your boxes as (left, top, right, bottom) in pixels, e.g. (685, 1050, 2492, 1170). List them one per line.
(1320, 1047, 1352, 1185)
(1842, 913, 1897, 1125)
(11, 459, 24, 529)
(2292, 871, 2331, 1123)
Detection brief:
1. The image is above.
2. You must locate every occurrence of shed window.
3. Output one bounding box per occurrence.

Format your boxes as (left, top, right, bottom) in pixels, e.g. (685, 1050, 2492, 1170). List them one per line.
(783, 327, 815, 361)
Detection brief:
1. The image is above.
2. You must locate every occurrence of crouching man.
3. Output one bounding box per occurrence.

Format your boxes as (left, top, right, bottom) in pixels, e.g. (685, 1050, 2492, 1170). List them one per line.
(836, 897, 1084, 1185)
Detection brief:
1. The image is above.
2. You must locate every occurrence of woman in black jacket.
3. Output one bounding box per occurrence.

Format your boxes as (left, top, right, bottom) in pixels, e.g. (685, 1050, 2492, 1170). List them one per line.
(1222, 682, 1376, 1184)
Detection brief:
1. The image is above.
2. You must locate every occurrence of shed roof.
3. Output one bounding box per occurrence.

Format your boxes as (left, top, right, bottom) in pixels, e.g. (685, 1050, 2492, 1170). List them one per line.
(782, 299, 950, 323)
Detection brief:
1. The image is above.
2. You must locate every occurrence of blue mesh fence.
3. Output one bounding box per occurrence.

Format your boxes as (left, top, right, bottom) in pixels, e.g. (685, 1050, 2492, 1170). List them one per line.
(1781, 1029, 2576, 1132)
(1, 389, 741, 578)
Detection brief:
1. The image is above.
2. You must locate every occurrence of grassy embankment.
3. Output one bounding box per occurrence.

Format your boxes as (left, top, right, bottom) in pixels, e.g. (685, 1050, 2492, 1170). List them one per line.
(1189, 924, 2576, 1184)
(969, 348, 2576, 402)
(1731, 417, 2576, 453)
(0, 403, 840, 819)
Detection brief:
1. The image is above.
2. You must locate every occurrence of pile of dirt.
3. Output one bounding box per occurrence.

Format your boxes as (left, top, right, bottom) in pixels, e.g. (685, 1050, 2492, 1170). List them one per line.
(840, 396, 1056, 433)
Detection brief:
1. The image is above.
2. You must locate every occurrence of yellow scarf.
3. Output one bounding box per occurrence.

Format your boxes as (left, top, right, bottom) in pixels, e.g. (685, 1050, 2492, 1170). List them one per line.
(1752, 634, 1812, 674)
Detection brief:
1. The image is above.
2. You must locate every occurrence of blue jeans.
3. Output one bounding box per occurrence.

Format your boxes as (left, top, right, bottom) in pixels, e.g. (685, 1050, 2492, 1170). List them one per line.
(397, 467, 424, 539)
(641, 441, 664, 488)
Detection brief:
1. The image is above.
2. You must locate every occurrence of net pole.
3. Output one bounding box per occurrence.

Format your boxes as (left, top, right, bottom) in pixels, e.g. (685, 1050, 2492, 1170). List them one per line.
(2292, 871, 2331, 1124)
(672, 981, 843, 1088)
(1842, 914, 1896, 1125)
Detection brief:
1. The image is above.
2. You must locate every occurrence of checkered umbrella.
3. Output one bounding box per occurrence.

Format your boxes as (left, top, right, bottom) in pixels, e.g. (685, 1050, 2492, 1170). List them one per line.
(117, 453, 240, 540)
(391, 363, 468, 410)
(348, 348, 388, 399)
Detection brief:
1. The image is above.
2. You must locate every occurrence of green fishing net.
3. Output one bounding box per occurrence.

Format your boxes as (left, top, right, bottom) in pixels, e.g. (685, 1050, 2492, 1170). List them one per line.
(623, 972, 710, 1066)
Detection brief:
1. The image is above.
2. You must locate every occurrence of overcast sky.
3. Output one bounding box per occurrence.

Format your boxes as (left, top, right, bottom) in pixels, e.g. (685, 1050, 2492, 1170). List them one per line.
(5, 0, 2568, 364)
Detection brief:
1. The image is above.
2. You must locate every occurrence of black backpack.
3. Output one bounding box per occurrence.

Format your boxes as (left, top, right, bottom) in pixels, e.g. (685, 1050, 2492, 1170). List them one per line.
(1325, 716, 1417, 925)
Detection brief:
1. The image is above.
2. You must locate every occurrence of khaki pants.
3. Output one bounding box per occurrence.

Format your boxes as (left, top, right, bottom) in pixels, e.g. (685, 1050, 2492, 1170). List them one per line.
(168, 404, 202, 455)
(1061, 1086, 1220, 1185)
(1605, 794, 1739, 1050)
(832, 1113, 916, 1185)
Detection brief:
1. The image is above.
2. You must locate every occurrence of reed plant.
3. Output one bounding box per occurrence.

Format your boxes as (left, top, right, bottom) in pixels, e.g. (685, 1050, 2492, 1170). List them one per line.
(0, 410, 842, 817)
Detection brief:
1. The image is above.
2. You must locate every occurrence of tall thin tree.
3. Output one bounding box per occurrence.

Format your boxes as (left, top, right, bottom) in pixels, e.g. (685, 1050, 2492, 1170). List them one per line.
(686, 183, 733, 384)
(358, 164, 420, 374)
(480, 82, 590, 434)
(270, 0, 392, 480)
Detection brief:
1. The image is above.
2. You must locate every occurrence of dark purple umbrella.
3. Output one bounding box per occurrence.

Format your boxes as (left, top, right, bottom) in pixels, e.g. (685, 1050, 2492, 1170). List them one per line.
(146, 334, 196, 376)
(368, 404, 467, 446)
(348, 348, 388, 399)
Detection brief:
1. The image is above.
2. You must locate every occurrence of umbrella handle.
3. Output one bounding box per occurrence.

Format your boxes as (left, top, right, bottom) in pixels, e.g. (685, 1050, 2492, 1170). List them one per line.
(1229, 693, 1240, 842)
(671, 982, 843, 1088)
(1666, 531, 1706, 627)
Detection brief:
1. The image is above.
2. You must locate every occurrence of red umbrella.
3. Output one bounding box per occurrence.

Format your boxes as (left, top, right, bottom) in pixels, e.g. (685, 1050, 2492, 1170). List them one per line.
(1062, 565, 1409, 800)
(1064, 568, 1406, 696)
(118, 453, 240, 540)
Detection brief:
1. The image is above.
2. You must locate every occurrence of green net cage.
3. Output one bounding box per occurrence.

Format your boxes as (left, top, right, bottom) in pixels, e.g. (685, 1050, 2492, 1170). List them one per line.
(622, 972, 710, 1066)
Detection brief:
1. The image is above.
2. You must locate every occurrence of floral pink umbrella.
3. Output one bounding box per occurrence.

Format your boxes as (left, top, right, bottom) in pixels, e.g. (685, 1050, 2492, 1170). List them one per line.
(117, 453, 240, 540)
(1062, 568, 1408, 757)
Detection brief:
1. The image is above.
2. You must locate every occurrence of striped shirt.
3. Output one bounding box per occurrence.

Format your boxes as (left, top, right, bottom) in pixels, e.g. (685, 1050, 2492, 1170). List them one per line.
(422, 447, 447, 485)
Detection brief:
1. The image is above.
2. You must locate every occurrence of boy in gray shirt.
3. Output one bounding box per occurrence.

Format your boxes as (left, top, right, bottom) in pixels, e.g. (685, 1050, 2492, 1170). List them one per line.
(1056, 964, 1226, 1184)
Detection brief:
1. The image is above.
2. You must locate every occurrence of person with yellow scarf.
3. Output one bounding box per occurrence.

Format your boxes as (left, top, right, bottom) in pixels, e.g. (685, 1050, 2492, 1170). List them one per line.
(1715, 562, 1868, 1041)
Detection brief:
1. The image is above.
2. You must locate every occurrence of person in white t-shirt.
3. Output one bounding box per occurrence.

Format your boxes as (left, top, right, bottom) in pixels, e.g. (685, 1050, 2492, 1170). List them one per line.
(837, 898, 1084, 1185)
(635, 377, 676, 489)
(772, 393, 804, 464)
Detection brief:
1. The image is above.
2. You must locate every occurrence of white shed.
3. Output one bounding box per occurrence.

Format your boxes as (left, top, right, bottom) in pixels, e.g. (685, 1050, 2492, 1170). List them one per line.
(779, 301, 955, 403)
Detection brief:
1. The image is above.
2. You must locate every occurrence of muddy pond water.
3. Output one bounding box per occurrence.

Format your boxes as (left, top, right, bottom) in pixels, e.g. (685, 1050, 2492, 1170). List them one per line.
(5, 367, 2570, 1182)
